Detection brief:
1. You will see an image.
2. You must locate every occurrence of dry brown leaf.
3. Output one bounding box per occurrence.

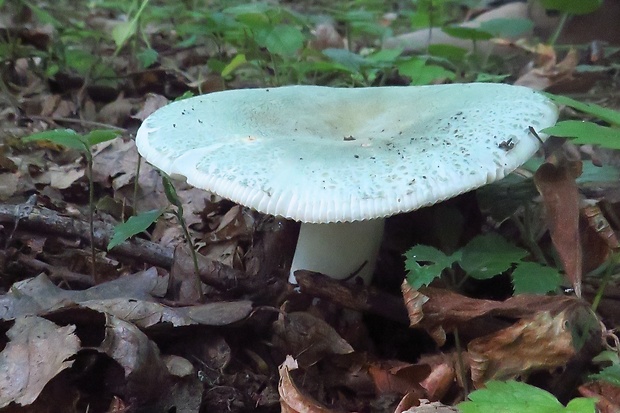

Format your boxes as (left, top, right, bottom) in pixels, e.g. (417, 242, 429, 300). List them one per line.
(272, 312, 354, 367)
(401, 399, 459, 413)
(309, 23, 346, 51)
(97, 313, 170, 404)
(579, 381, 620, 413)
(468, 310, 576, 387)
(420, 362, 455, 401)
(368, 360, 429, 395)
(278, 356, 338, 413)
(514, 48, 579, 90)
(0, 316, 80, 408)
(581, 203, 620, 273)
(401, 283, 592, 345)
(534, 158, 583, 296)
(132, 93, 169, 121)
(0, 172, 19, 200)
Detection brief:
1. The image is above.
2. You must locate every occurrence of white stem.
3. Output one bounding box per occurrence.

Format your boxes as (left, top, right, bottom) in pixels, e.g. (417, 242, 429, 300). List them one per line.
(289, 219, 385, 284)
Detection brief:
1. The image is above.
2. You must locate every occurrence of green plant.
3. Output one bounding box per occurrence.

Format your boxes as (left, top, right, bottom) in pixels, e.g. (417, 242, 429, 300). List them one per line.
(459, 380, 596, 413)
(23, 129, 120, 282)
(108, 172, 202, 296)
(540, 0, 603, 45)
(405, 233, 563, 294)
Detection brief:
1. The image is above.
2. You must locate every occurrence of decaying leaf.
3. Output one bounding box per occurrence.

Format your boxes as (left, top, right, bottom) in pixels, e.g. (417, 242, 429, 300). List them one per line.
(278, 356, 337, 413)
(468, 310, 575, 386)
(368, 359, 430, 396)
(579, 381, 620, 413)
(0, 316, 80, 408)
(514, 47, 579, 90)
(272, 312, 354, 367)
(534, 157, 583, 296)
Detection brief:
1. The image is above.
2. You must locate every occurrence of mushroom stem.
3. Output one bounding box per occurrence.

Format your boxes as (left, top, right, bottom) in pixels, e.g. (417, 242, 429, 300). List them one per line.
(289, 219, 385, 284)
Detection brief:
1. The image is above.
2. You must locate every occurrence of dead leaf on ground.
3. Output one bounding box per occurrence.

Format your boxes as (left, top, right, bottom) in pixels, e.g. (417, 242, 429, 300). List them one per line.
(278, 356, 339, 413)
(401, 399, 459, 413)
(0, 315, 80, 408)
(272, 312, 354, 368)
(514, 47, 579, 90)
(534, 157, 583, 296)
(579, 381, 620, 413)
(368, 360, 430, 396)
(468, 310, 576, 387)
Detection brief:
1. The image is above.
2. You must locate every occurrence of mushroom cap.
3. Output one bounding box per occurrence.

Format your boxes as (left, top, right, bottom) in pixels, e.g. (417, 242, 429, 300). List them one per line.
(136, 84, 558, 223)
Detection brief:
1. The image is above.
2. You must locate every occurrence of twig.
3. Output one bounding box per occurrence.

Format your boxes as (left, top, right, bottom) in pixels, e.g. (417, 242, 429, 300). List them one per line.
(294, 270, 409, 324)
(27, 115, 128, 132)
(0, 203, 172, 268)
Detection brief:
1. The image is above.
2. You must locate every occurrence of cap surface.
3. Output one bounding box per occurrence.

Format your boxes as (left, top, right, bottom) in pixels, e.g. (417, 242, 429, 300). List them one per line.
(136, 84, 558, 223)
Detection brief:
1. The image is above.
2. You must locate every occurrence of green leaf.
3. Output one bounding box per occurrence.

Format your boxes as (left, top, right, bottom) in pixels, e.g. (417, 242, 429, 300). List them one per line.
(396, 57, 455, 85)
(565, 398, 596, 413)
(137, 48, 159, 68)
(511, 262, 563, 294)
(544, 93, 620, 125)
(404, 245, 459, 289)
(459, 380, 595, 413)
(479, 18, 534, 38)
(108, 209, 164, 250)
(590, 364, 620, 386)
(542, 121, 620, 149)
(23, 129, 88, 152)
(85, 130, 121, 146)
(540, 0, 602, 15)
(441, 25, 493, 41)
(460, 234, 528, 280)
(161, 173, 183, 210)
(111, 21, 137, 49)
(221, 54, 247, 77)
(322, 48, 367, 73)
(255, 25, 305, 57)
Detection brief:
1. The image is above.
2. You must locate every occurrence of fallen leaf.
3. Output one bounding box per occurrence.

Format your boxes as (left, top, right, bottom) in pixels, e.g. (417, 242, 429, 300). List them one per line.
(0, 316, 80, 408)
(273, 312, 354, 367)
(278, 356, 338, 413)
(534, 157, 583, 296)
(468, 310, 576, 387)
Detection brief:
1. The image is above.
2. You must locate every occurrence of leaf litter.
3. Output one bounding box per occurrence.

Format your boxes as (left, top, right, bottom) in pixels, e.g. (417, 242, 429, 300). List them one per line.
(1, 0, 620, 412)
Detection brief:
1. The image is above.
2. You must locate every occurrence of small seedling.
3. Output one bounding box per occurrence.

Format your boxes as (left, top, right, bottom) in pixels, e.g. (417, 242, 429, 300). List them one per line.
(23, 128, 120, 282)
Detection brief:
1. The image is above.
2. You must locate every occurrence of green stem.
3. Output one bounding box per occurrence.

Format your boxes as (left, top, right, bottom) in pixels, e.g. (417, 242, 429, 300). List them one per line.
(548, 12, 569, 46)
(591, 254, 619, 312)
(87, 154, 97, 282)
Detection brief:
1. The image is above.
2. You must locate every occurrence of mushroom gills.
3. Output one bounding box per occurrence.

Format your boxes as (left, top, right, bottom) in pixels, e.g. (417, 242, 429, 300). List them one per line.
(289, 219, 385, 284)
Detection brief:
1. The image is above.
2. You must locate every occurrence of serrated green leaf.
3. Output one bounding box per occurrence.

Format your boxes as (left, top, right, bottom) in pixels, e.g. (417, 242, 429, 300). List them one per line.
(540, 0, 602, 15)
(85, 130, 121, 146)
(511, 261, 563, 294)
(460, 234, 528, 280)
(404, 245, 458, 289)
(542, 121, 620, 149)
(23, 129, 88, 151)
(544, 93, 620, 125)
(108, 209, 164, 250)
(459, 380, 595, 413)
(590, 364, 620, 386)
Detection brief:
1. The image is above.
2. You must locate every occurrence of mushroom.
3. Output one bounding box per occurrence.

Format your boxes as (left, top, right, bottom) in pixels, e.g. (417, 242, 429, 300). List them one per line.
(135, 84, 558, 284)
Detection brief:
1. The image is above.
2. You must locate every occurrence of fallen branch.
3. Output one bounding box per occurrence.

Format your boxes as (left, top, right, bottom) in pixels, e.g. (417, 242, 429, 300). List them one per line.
(294, 270, 409, 324)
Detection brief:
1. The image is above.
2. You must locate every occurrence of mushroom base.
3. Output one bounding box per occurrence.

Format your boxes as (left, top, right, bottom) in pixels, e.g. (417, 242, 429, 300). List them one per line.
(289, 219, 385, 284)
